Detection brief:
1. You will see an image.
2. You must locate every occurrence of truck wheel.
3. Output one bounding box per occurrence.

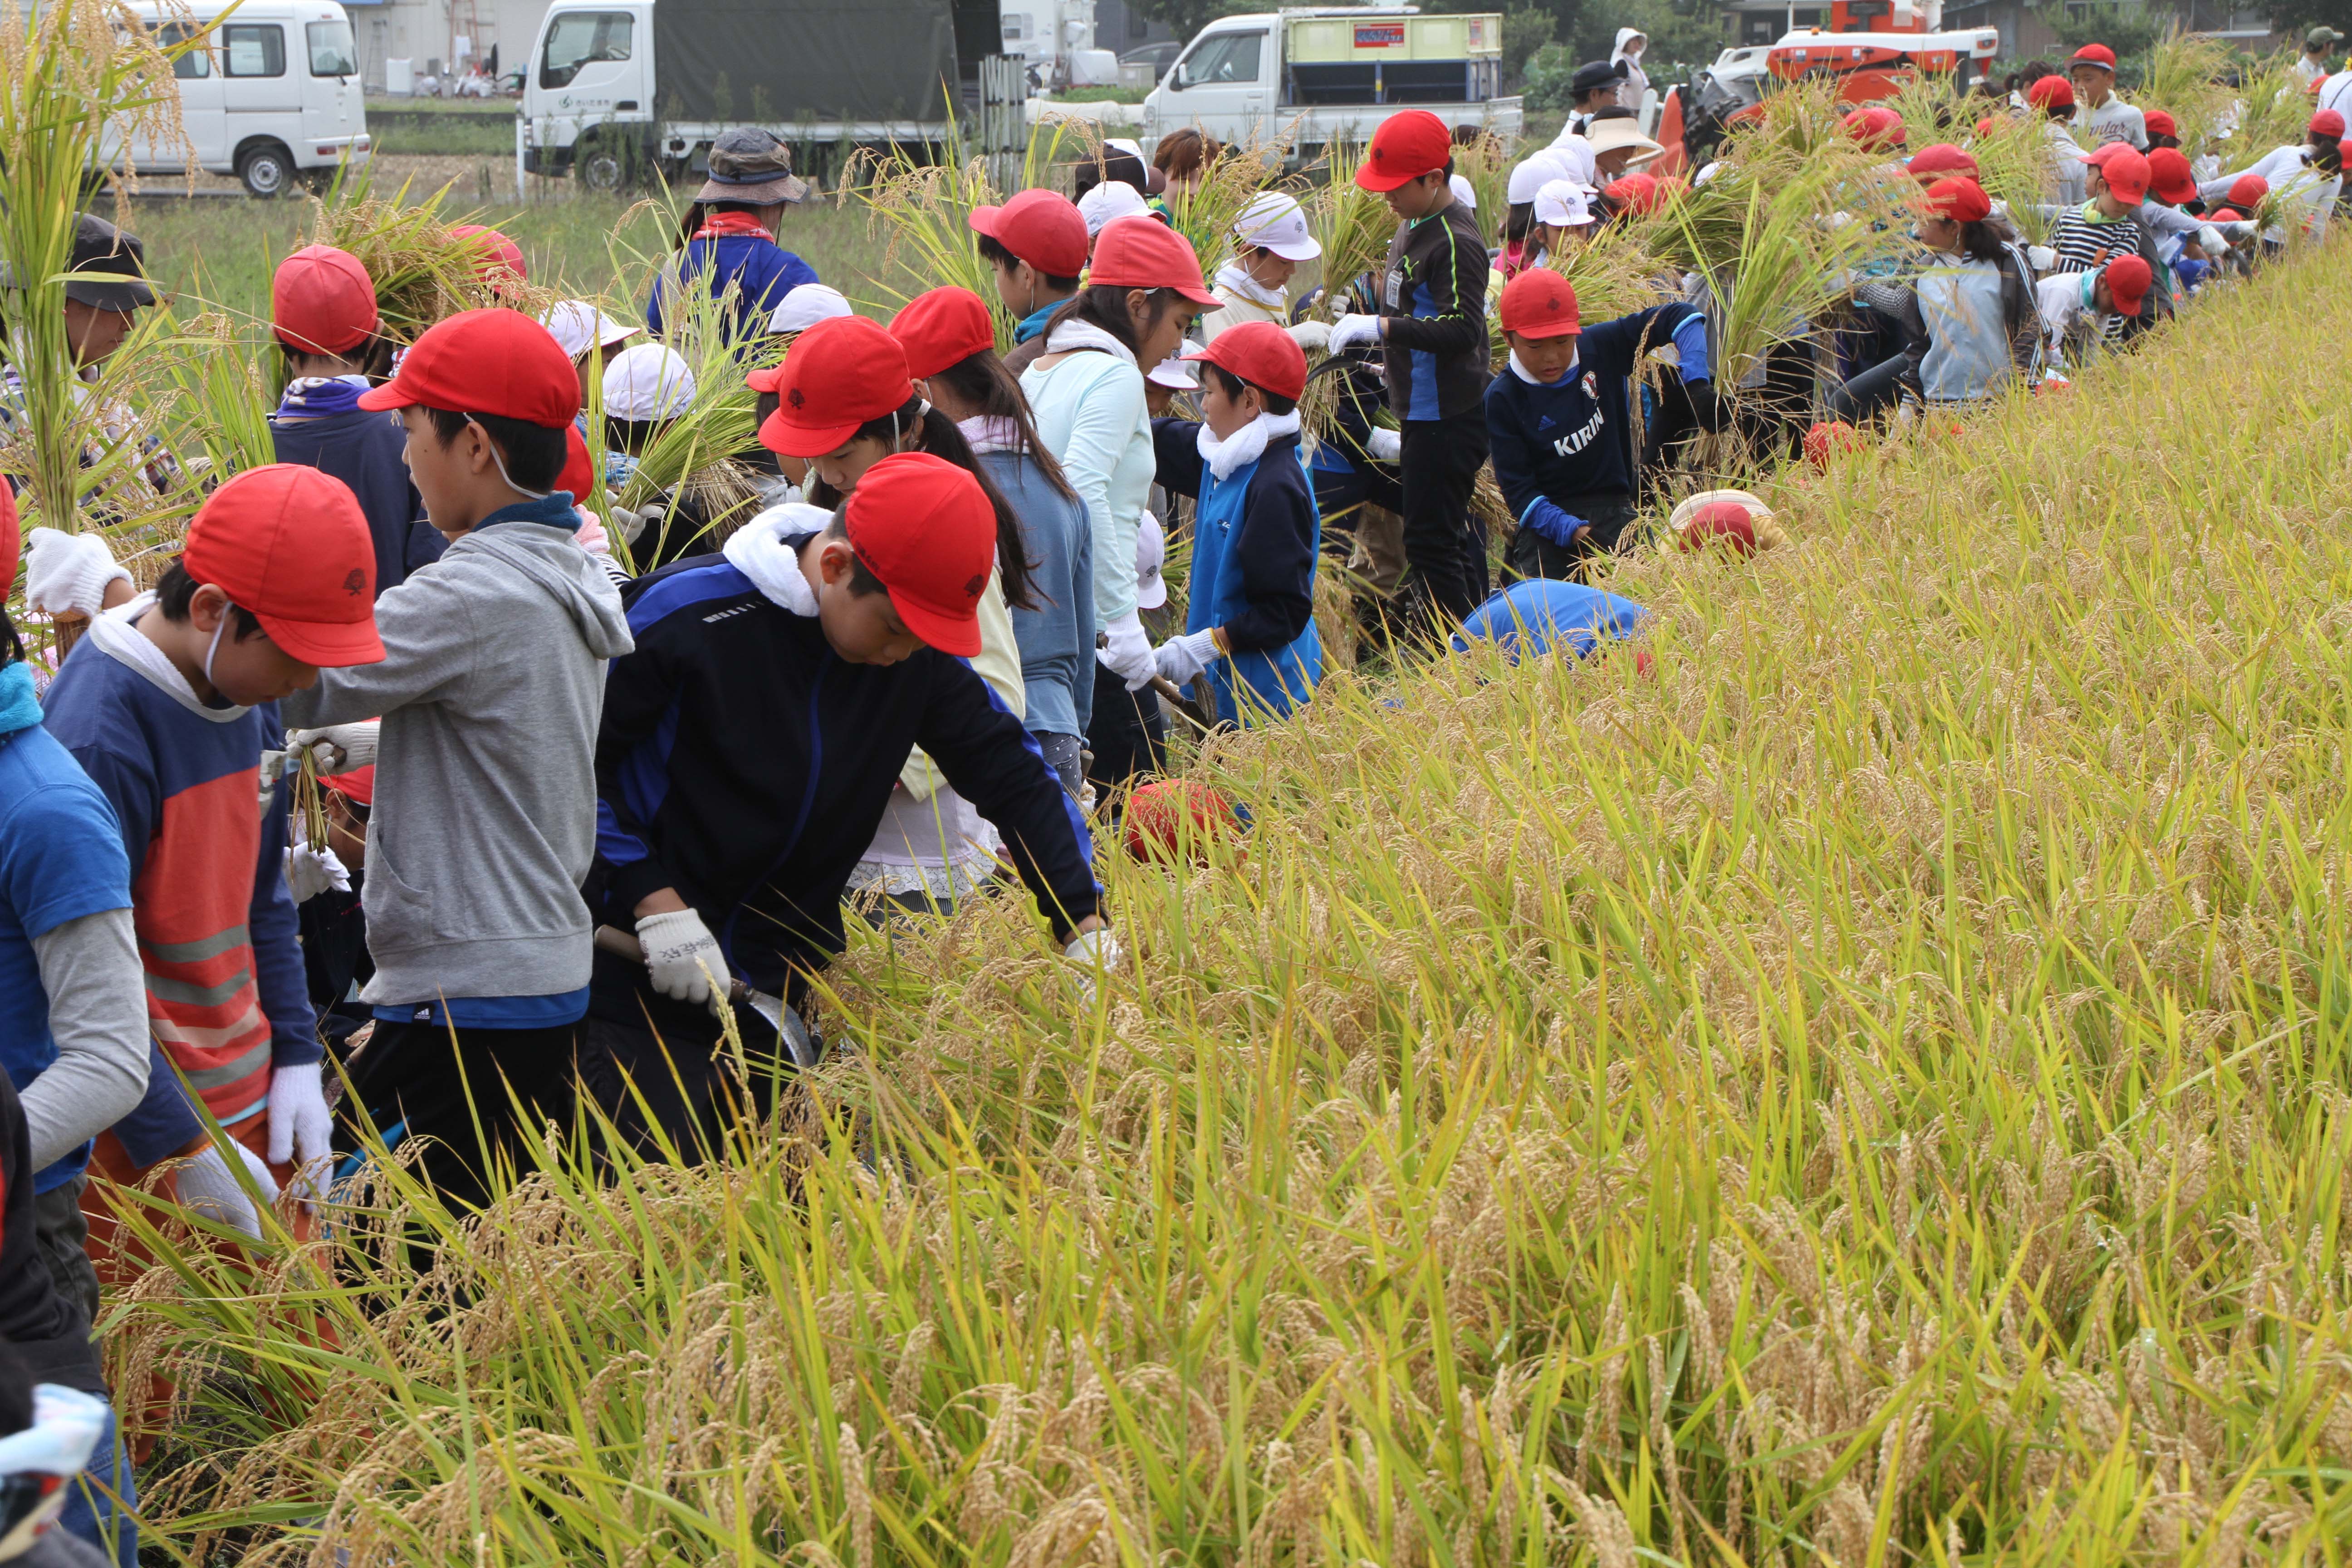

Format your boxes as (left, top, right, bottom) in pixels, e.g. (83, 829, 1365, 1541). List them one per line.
(580, 142, 627, 192)
(237, 141, 295, 198)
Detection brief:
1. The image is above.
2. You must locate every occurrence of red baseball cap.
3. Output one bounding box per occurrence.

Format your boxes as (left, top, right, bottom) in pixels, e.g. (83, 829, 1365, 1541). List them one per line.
(1906, 142, 1979, 181)
(2312, 108, 2346, 137)
(1608, 172, 1665, 212)
(2071, 43, 2117, 70)
(2081, 140, 2131, 167)
(1679, 501, 1758, 557)
(2146, 147, 2198, 203)
(1181, 318, 1307, 402)
(0, 479, 18, 602)
(2102, 254, 2152, 314)
(1356, 109, 1451, 191)
(2097, 146, 2150, 203)
(358, 309, 580, 426)
(181, 465, 383, 666)
(1917, 175, 1992, 224)
(2028, 75, 2075, 110)
(890, 286, 996, 380)
(967, 188, 1089, 279)
(2227, 173, 2270, 207)
(2212, 206, 2243, 221)
(2143, 109, 2177, 138)
(1498, 267, 1579, 338)
(757, 314, 913, 457)
(555, 424, 595, 500)
(271, 245, 378, 356)
(321, 765, 374, 806)
(450, 224, 527, 282)
(1087, 216, 1216, 306)
(1843, 105, 1907, 150)
(840, 451, 996, 657)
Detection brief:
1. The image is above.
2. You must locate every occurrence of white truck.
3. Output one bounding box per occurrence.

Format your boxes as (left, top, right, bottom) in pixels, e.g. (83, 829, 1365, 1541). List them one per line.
(519, 0, 997, 191)
(1141, 7, 1519, 161)
(118, 0, 371, 197)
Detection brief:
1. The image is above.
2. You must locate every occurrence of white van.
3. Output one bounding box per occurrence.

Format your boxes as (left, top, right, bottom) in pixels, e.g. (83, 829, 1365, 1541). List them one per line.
(121, 0, 371, 197)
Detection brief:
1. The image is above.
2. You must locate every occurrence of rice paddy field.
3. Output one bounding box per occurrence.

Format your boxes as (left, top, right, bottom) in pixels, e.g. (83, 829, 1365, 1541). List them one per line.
(104, 232, 2352, 1564)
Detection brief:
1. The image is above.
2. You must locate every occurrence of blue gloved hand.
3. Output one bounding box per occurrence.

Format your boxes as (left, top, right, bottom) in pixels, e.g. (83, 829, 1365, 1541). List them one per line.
(1671, 313, 1712, 382)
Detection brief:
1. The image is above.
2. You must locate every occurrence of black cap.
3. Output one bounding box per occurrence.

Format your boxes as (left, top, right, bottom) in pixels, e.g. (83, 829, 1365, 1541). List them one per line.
(64, 215, 154, 312)
(1571, 58, 1630, 98)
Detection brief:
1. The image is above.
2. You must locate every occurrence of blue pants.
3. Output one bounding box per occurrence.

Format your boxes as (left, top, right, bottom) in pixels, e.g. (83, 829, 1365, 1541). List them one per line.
(57, 1401, 134, 1568)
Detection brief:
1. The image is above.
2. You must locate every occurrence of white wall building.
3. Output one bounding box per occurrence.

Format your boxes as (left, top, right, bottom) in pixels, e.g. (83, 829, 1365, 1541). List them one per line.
(347, 0, 551, 88)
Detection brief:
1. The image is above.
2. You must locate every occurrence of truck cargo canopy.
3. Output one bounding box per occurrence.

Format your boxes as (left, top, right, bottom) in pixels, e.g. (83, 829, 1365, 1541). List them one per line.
(652, 0, 960, 124)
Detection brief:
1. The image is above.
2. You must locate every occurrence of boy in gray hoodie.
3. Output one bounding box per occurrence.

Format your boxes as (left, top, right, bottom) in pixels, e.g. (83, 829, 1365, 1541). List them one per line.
(283, 310, 633, 1211)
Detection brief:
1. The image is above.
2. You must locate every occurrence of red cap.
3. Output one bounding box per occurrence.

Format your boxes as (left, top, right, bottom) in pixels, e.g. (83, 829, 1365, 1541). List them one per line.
(2142, 109, 2177, 138)
(1843, 104, 1906, 150)
(555, 424, 595, 500)
(890, 286, 996, 380)
(1356, 109, 1451, 191)
(1087, 216, 1216, 306)
(0, 479, 18, 602)
(2096, 146, 2149, 203)
(2102, 254, 2151, 314)
(2312, 108, 2346, 137)
(1917, 175, 1992, 223)
(2071, 42, 2117, 69)
(2212, 206, 2243, 221)
(1607, 172, 1665, 212)
(1906, 142, 1979, 180)
(1678, 501, 1758, 557)
(450, 224, 526, 282)
(271, 245, 378, 356)
(966, 188, 1089, 279)
(756, 314, 912, 457)
(320, 765, 374, 806)
(2146, 147, 2198, 203)
(180, 465, 383, 666)
(357, 309, 580, 426)
(840, 451, 995, 657)
(2082, 140, 2132, 168)
(1975, 115, 1998, 137)
(2028, 75, 2075, 110)
(1123, 779, 1238, 865)
(1804, 419, 1862, 471)
(2227, 173, 2270, 208)
(1181, 318, 1307, 403)
(1497, 267, 1580, 338)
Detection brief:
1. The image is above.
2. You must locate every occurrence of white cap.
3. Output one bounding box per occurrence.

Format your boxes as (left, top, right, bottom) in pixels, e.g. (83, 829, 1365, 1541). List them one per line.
(1450, 173, 1479, 211)
(1534, 179, 1594, 229)
(601, 342, 698, 421)
(1547, 134, 1599, 188)
(1077, 181, 1151, 235)
(1232, 191, 1322, 261)
(767, 283, 853, 335)
(1146, 344, 1200, 389)
(1104, 136, 1147, 162)
(539, 299, 639, 360)
(1134, 510, 1169, 609)
(1507, 152, 1566, 205)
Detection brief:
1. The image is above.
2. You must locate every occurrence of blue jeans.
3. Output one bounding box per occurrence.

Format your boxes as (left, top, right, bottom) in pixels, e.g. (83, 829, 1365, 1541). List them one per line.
(56, 1401, 134, 1568)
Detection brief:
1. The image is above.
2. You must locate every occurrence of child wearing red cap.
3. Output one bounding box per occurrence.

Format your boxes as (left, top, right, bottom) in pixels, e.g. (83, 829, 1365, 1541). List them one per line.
(277, 309, 636, 1213)
(586, 453, 1110, 1154)
(1331, 108, 1494, 631)
(1143, 321, 1322, 725)
(2042, 146, 2156, 341)
(41, 466, 386, 1262)
(2034, 254, 2151, 363)
(2027, 77, 2091, 205)
(1833, 177, 2036, 421)
(970, 188, 1090, 376)
(2200, 112, 2344, 241)
(267, 244, 446, 600)
(1484, 267, 1710, 583)
(2068, 44, 2147, 150)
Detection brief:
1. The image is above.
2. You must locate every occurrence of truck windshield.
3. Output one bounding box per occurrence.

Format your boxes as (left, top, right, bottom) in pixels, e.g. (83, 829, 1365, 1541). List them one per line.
(540, 10, 634, 89)
(306, 19, 356, 77)
(1177, 29, 1264, 87)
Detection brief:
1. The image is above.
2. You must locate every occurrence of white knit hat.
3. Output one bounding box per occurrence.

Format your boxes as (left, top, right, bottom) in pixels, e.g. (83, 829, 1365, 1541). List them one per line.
(601, 342, 698, 421)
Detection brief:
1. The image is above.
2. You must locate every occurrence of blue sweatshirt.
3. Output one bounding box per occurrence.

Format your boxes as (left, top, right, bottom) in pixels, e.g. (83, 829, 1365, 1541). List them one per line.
(1484, 304, 1707, 545)
(646, 235, 820, 344)
(976, 449, 1093, 741)
(270, 406, 445, 598)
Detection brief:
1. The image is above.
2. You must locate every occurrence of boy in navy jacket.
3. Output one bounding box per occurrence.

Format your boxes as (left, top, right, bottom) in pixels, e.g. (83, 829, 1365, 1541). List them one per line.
(588, 454, 1113, 1156)
(1484, 267, 1712, 583)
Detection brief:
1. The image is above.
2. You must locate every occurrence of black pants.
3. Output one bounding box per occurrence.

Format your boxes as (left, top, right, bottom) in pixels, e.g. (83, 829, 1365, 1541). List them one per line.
(1084, 658, 1166, 794)
(334, 1017, 578, 1213)
(1504, 492, 1637, 585)
(1399, 409, 1491, 631)
(1826, 353, 1909, 426)
(573, 1012, 795, 1165)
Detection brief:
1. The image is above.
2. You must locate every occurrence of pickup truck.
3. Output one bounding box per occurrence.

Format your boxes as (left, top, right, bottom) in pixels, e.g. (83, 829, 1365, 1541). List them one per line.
(1140, 7, 1521, 162)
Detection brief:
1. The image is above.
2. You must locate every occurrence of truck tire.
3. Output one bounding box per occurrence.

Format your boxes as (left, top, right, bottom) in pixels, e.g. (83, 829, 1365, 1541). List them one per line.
(579, 139, 628, 193)
(236, 140, 295, 198)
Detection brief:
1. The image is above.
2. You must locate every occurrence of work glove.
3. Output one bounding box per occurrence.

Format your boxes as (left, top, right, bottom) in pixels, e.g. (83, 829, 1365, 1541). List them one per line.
(2026, 244, 2057, 272)
(284, 838, 351, 903)
(1098, 611, 1157, 693)
(176, 1139, 280, 1239)
(23, 528, 130, 619)
(1326, 314, 1383, 354)
(1063, 925, 1123, 1005)
(257, 747, 292, 818)
(289, 720, 379, 773)
(1364, 426, 1403, 463)
(609, 503, 649, 544)
(1287, 320, 1332, 354)
(1153, 628, 1222, 687)
(265, 1060, 333, 1203)
(637, 907, 725, 1010)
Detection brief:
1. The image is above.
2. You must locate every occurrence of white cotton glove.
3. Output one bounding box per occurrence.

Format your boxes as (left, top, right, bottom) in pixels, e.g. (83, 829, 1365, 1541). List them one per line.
(1287, 319, 1332, 354)
(637, 907, 725, 1009)
(0, 1383, 108, 1484)
(23, 527, 131, 618)
(284, 838, 351, 903)
(1153, 628, 1222, 687)
(2027, 244, 2057, 273)
(1364, 426, 1403, 463)
(288, 720, 379, 774)
(572, 506, 611, 554)
(1098, 611, 1158, 693)
(609, 503, 649, 544)
(1063, 925, 1123, 1005)
(175, 1140, 279, 1239)
(265, 1061, 333, 1204)
(1326, 314, 1383, 353)
(257, 747, 292, 818)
